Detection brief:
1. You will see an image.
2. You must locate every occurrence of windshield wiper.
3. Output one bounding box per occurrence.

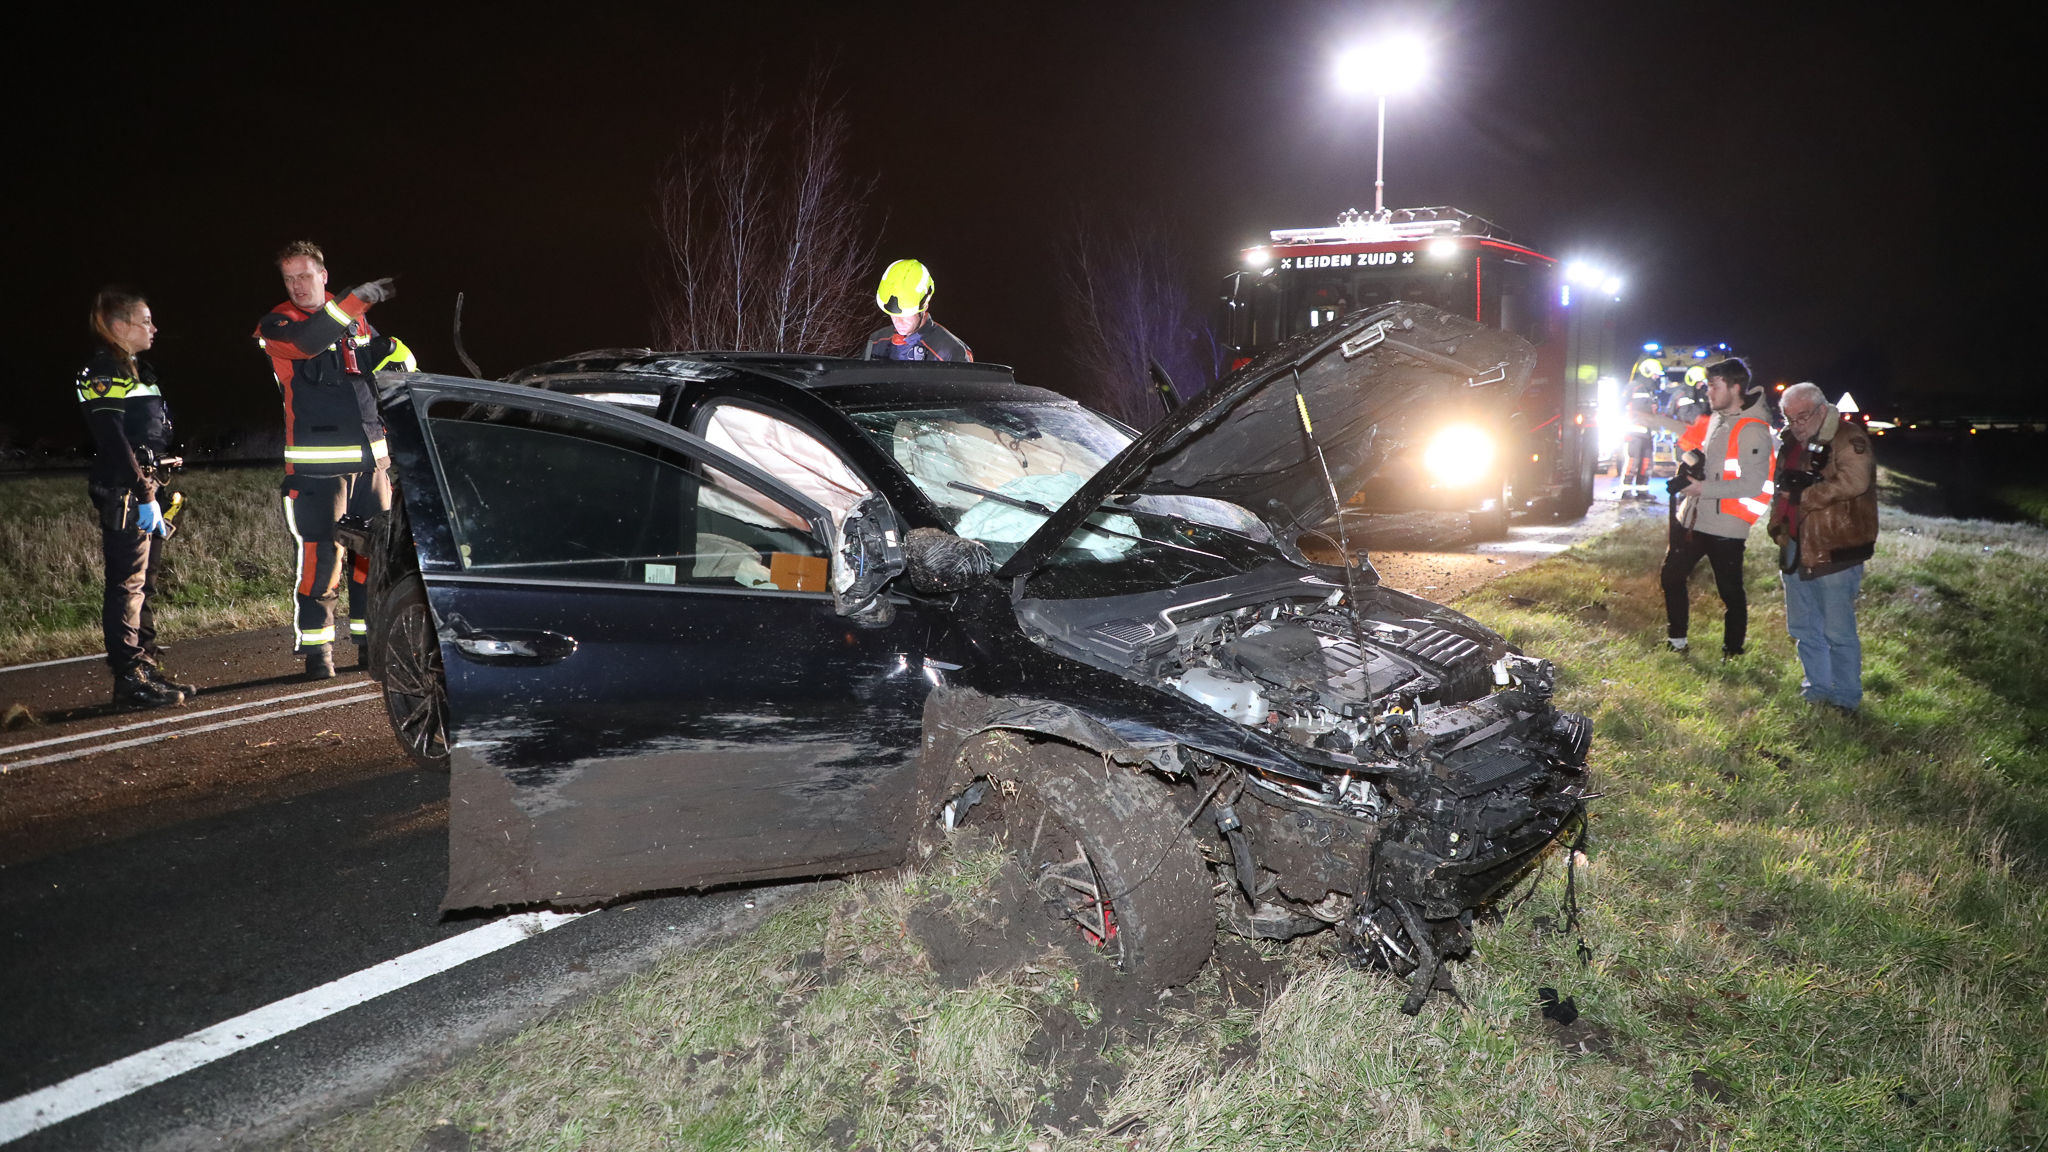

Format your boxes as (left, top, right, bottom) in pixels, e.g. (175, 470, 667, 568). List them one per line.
(948, 480, 1053, 515)
(947, 480, 1229, 562)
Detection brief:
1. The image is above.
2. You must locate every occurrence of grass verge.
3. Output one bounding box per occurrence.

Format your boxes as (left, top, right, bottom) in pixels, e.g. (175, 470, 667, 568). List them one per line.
(289, 512, 2045, 1151)
(0, 468, 291, 665)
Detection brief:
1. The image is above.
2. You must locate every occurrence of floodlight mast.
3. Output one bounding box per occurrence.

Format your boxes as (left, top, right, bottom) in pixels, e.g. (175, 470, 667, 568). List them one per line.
(1335, 37, 1427, 219)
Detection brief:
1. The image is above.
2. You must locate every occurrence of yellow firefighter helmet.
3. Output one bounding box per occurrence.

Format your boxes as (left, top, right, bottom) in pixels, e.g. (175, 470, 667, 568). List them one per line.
(876, 259, 936, 316)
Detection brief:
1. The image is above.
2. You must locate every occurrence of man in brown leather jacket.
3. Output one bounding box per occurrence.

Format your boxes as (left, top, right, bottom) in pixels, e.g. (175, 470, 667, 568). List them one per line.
(1767, 383, 1879, 711)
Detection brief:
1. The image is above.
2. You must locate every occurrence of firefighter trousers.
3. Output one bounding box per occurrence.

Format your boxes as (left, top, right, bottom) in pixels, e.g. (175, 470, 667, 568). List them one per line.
(282, 469, 390, 651)
(89, 486, 165, 672)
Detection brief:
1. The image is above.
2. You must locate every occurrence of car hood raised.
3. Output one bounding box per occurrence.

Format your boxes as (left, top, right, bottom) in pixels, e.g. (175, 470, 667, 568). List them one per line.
(996, 302, 1538, 578)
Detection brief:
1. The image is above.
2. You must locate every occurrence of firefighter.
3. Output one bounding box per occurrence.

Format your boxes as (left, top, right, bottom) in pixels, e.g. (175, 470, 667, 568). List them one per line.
(1660, 357, 1775, 657)
(863, 259, 973, 362)
(1620, 357, 1661, 500)
(79, 287, 196, 706)
(255, 240, 416, 680)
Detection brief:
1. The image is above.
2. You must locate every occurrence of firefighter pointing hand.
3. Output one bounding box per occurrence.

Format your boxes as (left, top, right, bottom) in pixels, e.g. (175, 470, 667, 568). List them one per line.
(255, 240, 416, 680)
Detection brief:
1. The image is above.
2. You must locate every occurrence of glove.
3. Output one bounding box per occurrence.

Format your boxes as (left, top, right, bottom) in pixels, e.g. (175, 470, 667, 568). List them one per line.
(135, 500, 163, 534)
(350, 278, 397, 305)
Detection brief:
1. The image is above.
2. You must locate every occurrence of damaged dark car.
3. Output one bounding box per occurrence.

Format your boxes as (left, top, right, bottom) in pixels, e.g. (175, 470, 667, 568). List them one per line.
(354, 301, 1592, 1013)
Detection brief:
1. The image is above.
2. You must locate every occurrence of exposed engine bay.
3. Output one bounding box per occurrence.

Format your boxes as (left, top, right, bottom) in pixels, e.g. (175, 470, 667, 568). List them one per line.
(1014, 564, 1592, 1011)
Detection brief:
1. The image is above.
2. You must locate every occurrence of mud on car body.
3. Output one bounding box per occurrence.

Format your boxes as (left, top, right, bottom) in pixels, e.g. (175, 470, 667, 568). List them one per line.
(355, 302, 1592, 1013)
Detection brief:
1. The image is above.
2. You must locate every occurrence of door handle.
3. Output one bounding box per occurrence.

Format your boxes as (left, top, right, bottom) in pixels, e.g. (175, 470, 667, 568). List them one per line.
(451, 630, 578, 666)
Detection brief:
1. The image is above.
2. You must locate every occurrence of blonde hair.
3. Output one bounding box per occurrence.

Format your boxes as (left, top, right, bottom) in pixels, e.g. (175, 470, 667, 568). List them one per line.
(276, 239, 326, 269)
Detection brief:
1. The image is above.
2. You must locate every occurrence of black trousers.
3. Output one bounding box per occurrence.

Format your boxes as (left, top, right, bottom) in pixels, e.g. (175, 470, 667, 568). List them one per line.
(1661, 526, 1748, 653)
(89, 487, 165, 672)
(282, 469, 390, 650)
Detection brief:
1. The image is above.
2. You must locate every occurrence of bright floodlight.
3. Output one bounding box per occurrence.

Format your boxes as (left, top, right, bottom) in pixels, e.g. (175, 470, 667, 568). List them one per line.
(1602, 276, 1623, 295)
(1335, 36, 1428, 96)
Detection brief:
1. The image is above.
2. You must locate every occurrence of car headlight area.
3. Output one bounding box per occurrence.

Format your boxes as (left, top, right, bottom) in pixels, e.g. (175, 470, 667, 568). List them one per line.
(1422, 423, 1495, 488)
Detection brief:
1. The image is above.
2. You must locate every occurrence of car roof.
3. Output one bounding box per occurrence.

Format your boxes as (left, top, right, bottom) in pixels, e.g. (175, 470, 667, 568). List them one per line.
(502, 350, 1076, 410)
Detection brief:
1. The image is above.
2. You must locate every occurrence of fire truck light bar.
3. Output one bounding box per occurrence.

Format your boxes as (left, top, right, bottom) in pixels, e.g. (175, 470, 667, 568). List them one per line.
(1269, 205, 1512, 246)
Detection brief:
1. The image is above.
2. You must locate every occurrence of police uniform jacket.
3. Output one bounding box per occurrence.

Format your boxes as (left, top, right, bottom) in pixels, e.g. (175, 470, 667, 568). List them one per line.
(77, 345, 172, 503)
(254, 292, 411, 476)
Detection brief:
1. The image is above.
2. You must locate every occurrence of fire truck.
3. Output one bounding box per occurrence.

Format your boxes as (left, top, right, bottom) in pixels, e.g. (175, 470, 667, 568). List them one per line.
(1221, 206, 1621, 536)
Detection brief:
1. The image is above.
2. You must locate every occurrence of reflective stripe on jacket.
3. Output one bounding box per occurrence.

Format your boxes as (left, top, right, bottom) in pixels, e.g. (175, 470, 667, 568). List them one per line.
(1678, 400, 1776, 537)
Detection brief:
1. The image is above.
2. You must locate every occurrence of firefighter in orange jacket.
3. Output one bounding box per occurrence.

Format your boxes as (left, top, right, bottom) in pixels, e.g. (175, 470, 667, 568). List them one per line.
(254, 240, 416, 679)
(1659, 358, 1775, 657)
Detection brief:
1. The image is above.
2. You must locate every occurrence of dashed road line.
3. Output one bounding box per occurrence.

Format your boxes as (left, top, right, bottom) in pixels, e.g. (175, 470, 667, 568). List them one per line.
(0, 909, 589, 1143)
(1, 683, 371, 756)
(0, 693, 381, 772)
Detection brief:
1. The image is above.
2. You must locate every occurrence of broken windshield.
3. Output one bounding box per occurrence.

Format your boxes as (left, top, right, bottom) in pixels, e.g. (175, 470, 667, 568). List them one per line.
(845, 402, 1272, 567)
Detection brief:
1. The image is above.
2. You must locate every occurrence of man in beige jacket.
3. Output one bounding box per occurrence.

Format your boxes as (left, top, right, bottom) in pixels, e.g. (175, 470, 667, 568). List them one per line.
(1660, 358, 1777, 656)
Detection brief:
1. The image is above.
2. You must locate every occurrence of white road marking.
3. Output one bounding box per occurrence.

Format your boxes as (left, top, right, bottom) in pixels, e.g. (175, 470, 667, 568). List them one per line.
(0, 653, 101, 675)
(1, 683, 370, 755)
(0, 693, 380, 772)
(0, 910, 589, 1143)
(1477, 540, 1574, 554)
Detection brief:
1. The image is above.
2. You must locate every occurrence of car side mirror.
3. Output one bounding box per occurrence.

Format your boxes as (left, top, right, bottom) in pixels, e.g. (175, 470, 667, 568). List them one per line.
(832, 493, 906, 625)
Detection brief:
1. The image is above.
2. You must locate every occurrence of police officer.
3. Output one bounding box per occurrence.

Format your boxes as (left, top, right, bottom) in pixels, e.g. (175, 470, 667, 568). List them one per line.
(255, 241, 415, 680)
(863, 259, 973, 362)
(79, 287, 195, 707)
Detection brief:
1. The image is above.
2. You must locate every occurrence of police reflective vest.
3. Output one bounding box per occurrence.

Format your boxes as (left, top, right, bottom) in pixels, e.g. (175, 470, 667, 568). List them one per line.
(1678, 414, 1775, 524)
(254, 294, 416, 476)
(76, 346, 172, 500)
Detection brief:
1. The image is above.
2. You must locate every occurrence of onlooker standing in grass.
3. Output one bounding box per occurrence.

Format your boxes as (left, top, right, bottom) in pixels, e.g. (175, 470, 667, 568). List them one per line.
(1660, 357, 1776, 657)
(78, 287, 196, 708)
(1768, 382, 1878, 711)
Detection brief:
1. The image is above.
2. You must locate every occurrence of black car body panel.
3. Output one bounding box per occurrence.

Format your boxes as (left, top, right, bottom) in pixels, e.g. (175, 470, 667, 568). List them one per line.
(370, 312, 1589, 972)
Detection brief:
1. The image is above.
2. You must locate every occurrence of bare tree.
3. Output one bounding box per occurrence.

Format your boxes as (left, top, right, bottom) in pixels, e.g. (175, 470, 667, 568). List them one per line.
(654, 82, 876, 354)
(1059, 215, 1224, 427)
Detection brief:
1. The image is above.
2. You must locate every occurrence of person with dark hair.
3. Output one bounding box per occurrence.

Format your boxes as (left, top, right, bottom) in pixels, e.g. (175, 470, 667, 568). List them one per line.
(254, 240, 416, 679)
(78, 288, 195, 707)
(1658, 356, 1776, 657)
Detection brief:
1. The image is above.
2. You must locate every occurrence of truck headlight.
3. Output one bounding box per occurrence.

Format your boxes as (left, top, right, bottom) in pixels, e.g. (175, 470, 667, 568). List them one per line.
(1423, 424, 1495, 487)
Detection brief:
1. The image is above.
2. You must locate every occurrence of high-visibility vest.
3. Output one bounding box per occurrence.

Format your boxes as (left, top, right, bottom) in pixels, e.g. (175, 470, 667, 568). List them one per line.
(1678, 415, 1708, 453)
(1683, 414, 1774, 524)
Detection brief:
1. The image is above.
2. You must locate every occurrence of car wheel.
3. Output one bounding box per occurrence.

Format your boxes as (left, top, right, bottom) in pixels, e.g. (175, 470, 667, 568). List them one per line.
(952, 739, 1214, 990)
(378, 575, 450, 772)
(1469, 478, 1509, 540)
(1554, 440, 1597, 520)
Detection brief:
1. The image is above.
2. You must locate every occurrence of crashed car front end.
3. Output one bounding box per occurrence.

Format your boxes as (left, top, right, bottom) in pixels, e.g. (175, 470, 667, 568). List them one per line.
(985, 301, 1595, 1009)
(1008, 565, 1591, 1010)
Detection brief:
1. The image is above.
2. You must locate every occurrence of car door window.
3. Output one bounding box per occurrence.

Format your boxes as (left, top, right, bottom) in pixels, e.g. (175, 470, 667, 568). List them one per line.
(700, 403, 872, 527)
(427, 402, 829, 591)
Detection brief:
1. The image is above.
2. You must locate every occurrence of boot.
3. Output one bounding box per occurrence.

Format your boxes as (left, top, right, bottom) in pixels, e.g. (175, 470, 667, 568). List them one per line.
(142, 662, 198, 696)
(304, 644, 336, 681)
(114, 665, 184, 708)
(353, 643, 370, 670)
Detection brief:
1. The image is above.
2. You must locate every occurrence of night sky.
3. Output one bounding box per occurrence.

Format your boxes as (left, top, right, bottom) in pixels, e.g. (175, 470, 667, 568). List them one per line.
(8, 2, 2025, 452)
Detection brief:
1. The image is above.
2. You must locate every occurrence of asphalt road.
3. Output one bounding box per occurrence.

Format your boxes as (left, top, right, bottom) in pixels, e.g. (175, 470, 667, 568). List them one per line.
(0, 478, 1657, 1149)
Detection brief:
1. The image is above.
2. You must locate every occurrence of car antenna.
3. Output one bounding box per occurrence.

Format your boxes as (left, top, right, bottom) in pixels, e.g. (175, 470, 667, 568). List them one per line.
(453, 292, 485, 379)
(1291, 368, 1370, 654)
(1148, 357, 1181, 415)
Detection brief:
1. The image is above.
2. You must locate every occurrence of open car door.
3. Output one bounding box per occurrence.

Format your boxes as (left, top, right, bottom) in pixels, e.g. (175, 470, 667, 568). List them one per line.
(383, 379, 932, 909)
